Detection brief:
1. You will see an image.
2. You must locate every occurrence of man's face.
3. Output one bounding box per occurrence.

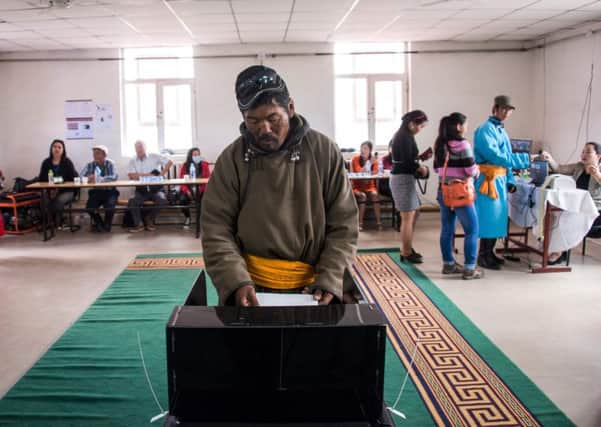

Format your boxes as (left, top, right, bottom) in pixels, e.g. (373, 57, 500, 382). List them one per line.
(135, 142, 146, 158)
(93, 149, 106, 164)
(243, 100, 294, 152)
(493, 106, 513, 122)
(581, 144, 600, 165)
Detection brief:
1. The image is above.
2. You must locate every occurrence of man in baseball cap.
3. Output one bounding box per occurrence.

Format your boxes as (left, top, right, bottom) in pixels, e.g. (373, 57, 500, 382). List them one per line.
(201, 65, 359, 307)
(92, 144, 109, 155)
(235, 65, 289, 112)
(493, 95, 515, 111)
(473, 95, 530, 270)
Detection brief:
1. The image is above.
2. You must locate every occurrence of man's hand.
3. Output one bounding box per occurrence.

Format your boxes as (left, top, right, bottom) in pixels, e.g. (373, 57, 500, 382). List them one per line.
(235, 284, 260, 307)
(416, 165, 428, 178)
(87, 174, 95, 184)
(128, 172, 140, 180)
(343, 290, 362, 304)
(303, 287, 334, 305)
(540, 151, 552, 162)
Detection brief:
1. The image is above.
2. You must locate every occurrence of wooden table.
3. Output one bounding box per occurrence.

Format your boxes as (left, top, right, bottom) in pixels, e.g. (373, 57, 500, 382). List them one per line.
(502, 180, 596, 273)
(501, 204, 571, 273)
(27, 178, 209, 241)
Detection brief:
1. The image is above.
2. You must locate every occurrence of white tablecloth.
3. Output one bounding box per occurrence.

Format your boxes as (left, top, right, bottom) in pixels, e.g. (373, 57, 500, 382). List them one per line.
(509, 178, 598, 252)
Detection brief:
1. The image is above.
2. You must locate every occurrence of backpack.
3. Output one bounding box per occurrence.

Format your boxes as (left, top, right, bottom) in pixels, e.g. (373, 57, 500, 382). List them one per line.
(13, 177, 39, 193)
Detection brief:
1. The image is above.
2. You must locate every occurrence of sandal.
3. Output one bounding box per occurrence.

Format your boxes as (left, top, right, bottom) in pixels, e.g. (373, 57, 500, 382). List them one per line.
(376, 222, 384, 231)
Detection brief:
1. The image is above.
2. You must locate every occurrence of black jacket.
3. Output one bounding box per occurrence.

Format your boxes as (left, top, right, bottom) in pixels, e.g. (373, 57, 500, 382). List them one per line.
(38, 158, 78, 193)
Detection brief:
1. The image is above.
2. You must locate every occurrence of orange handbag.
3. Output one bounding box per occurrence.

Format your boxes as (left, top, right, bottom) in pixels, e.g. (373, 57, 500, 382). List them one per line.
(441, 152, 475, 208)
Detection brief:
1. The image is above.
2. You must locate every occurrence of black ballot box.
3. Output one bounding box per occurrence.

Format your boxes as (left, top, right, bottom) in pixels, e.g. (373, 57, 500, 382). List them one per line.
(165, 302, 393, 426)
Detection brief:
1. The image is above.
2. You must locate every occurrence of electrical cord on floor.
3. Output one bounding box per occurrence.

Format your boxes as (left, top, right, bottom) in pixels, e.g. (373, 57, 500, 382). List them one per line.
(137, 332, 168, 423)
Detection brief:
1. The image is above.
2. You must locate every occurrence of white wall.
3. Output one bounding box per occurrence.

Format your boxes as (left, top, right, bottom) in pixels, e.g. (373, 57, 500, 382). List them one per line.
(411, 47, 535, 204)
(532, 33, 601, 164)
(0, 44, 336, 186)
(0, 50, 123, 186)
(0, 42, 538, 202)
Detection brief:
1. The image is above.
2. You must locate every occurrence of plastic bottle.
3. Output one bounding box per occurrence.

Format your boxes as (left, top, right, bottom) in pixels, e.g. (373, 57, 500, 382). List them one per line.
(95, 166, 102, 183)
(378, 158, 384, 176)
(189, 163, 196, 180)
(48, 169, 54, 183)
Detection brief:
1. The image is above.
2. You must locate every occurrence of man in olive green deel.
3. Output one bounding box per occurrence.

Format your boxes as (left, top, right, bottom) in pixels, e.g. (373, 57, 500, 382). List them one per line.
(201, 65, 358, 306)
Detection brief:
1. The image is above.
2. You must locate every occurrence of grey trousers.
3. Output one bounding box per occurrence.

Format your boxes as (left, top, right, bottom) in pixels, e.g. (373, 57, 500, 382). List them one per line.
(50, 191, 75, 225)
(127, 189, 167, 226)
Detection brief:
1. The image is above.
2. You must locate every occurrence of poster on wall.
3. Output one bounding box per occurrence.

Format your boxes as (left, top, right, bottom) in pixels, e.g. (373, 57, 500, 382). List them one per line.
(95, 104, 113, 130)
(65, 99, 94, 140)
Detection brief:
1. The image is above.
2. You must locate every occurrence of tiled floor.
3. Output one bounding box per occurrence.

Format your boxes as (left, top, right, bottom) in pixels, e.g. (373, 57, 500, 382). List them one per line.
(1, 213, 600, 426)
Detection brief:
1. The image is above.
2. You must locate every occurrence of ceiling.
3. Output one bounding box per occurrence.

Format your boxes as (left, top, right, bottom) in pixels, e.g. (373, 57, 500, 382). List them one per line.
(0, 0, 601, 52)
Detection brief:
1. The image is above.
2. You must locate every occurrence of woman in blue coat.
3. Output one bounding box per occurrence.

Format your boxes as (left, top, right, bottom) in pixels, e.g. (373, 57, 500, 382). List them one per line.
(474, 96, 530, 269)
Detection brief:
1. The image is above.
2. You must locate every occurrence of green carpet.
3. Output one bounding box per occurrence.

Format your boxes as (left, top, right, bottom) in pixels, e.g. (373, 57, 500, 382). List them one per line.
(0, 251, 573, 427)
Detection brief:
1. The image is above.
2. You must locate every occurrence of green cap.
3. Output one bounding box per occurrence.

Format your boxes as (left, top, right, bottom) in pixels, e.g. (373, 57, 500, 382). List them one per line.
(494, 95, 515, 110)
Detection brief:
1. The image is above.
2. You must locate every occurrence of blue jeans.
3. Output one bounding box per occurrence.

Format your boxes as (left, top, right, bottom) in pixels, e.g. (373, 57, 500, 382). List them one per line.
(437, 191, 479, 270)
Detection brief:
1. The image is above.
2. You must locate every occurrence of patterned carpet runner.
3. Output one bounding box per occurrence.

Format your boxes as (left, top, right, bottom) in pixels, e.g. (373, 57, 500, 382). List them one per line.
(352, 253, 541, 427)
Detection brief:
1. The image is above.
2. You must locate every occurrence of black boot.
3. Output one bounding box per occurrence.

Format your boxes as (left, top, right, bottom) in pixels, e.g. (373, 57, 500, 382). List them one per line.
(490, 238, 505, 265)
(91, 213, 104, 232)
(478, 239, 502, 270)
(103, 211, 114, 232)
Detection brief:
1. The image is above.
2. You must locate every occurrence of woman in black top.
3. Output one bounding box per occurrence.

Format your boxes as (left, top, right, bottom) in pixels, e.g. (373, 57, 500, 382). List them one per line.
(38, 139, 78, 229)
(389, 110, 429, 263)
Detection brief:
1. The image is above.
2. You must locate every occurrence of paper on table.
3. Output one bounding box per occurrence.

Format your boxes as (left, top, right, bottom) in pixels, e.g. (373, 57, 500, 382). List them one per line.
(256, 293, 318, 307)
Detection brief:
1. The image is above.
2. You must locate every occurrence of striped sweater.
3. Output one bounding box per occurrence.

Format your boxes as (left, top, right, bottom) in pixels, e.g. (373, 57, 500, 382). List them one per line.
(434, 139, 479, 182)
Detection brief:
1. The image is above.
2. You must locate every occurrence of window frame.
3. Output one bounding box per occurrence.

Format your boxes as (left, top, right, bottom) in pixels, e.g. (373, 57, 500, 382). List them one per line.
(120, 48, 197, 157)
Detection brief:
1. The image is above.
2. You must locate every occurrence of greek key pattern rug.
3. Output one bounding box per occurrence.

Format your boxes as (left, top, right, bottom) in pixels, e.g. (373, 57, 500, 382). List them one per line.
(352, 253, 540, 427)
(126, 256, 204, 270)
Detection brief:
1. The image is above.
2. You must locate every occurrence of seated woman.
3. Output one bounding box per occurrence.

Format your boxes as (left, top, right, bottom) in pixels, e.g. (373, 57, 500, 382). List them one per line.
(178, 147, 211, 229)
(542, 141, 601, 263)
(351, 141, 382, 231)
(38, 139, 78, 230)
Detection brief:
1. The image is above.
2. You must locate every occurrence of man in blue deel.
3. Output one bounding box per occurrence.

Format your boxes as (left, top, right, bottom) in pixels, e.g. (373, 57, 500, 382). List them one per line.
(474, 95, 530, 270)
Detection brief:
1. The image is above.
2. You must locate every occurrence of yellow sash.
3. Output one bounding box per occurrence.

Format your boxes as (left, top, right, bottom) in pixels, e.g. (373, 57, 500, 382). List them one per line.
(478, 165, 507, 200)
(243, 254, 316, 290)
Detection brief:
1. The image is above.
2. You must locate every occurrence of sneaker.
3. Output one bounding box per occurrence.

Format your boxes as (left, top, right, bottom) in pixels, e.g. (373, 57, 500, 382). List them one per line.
(144, 218, 156, 232)
(401, 252, 423, 264)
(463, 269, 484, 280)
(442, 263, 465, 275)
(183, 217, 191, 230)
(129, 224, 144, 233)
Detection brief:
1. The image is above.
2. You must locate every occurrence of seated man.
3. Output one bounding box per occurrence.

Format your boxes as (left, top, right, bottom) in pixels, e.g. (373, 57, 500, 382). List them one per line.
(541, 142, 601, 263)
(80, 145, 119, 232)
(201, 65, 359, 306)
(127, 140, 173, 233)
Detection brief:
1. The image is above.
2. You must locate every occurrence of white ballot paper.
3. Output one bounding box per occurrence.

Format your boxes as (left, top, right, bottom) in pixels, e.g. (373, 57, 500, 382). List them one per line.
(256, 293, 318, 307)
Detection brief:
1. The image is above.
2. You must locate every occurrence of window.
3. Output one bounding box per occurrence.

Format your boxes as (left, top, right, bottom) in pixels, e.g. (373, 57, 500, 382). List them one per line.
(334, 43, 408, 150)
(121, 47, 196, 156)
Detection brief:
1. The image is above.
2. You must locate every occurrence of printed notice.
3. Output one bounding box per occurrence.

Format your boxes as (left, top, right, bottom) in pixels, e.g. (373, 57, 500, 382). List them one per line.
(65, 99, 94, 140)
